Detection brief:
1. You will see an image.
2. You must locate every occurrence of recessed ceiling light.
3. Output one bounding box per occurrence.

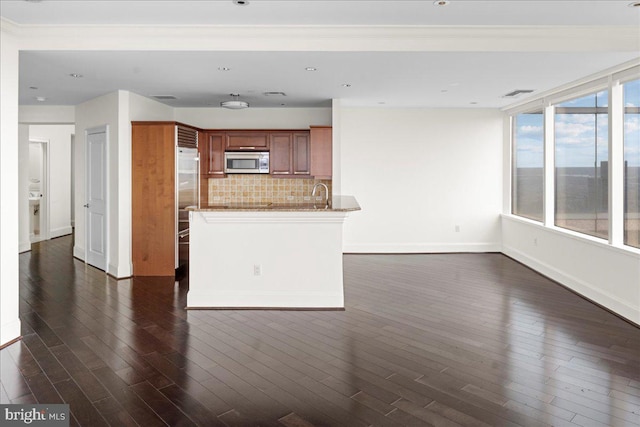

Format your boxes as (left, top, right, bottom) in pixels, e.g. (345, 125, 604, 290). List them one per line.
(305, 67, 317, 71)
(470, 102, 478, 105)
(218, 67, 231, 71)
(69, 73, 83, 78)
(433, 1, 450, 6)
(233, 0, 249, 5)
(341, 84, 351, 88)
(35, 96, 46, 102)
(29, 86, 38, 90)
(628, 1, 640, 7)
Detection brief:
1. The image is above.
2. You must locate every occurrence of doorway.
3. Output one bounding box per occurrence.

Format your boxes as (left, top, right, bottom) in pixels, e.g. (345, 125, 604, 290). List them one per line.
(28, 140, 49, 243)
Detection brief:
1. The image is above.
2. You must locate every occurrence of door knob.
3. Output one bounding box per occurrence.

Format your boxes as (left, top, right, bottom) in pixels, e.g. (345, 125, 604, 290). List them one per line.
(83, 203, 90, 208)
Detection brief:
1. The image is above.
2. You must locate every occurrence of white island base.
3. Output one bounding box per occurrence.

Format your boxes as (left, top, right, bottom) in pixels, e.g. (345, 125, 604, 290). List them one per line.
(187, 207, 356, 309)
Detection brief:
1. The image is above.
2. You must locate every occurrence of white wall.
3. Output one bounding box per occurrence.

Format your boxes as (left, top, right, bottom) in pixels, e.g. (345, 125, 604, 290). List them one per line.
(18, 125, 30, 253)
(339, 108, 504, 252)
(502, 216, 640, 325)
(175, 107, 331, 129)
(19, 105, 75, 124)
(29, 125, 75, 239)
(0, 24, 21, 346)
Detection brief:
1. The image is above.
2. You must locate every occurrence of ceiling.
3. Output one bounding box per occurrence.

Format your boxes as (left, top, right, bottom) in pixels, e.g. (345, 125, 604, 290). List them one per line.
(3, 0, 640, 109)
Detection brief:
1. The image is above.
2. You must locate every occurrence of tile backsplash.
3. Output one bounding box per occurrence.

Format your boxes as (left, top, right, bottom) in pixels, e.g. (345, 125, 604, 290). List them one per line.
(206, 175, 332, 205)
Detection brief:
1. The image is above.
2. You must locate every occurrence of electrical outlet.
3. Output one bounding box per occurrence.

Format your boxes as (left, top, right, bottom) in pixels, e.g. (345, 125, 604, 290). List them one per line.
(455, 225, 460, 232)
(533, 238, 538, 246)
(253, 264, 261, 276)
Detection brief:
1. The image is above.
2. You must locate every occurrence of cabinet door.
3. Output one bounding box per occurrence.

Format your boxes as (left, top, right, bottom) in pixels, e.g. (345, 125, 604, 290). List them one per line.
(203, 132, 225, 176)
(310, 126, 332, 179)
(293, 132, 310, 175)
(269, 133, 292, 176)
(226, 131, 269, 151)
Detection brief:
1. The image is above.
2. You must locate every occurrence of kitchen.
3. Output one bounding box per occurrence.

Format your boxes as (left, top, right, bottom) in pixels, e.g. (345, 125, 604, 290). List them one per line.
(131, 120, 360, 309)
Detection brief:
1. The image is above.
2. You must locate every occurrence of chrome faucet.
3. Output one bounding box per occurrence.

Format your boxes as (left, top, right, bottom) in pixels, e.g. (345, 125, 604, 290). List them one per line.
(311, 182, 330, 207)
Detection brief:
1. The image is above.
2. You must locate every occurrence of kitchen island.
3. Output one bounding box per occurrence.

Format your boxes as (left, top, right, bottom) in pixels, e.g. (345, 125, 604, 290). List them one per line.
(187, 196, 360, 309)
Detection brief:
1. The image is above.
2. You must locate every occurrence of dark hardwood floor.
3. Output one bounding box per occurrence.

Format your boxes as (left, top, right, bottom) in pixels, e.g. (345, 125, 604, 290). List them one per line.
(1, 235, 639, 426)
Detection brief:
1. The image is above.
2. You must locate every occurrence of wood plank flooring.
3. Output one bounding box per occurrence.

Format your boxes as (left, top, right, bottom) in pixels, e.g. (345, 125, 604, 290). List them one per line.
(1, 234, 639, 426)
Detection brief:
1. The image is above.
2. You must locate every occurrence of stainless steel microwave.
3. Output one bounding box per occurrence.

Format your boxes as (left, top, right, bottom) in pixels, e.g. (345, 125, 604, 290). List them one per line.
(224, 151, 270, 174)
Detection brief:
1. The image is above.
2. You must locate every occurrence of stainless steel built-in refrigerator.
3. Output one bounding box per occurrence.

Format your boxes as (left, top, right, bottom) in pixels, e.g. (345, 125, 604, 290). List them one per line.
(176, 135, 199, 272)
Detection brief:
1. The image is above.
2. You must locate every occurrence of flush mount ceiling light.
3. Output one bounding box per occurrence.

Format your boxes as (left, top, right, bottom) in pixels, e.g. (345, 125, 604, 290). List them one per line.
(305, 67, 317, 71)
(221, 94, 249, 109)
(69, 73, 83, 78)
(218, 67, 231, 71)
(433, 1, 450, 6)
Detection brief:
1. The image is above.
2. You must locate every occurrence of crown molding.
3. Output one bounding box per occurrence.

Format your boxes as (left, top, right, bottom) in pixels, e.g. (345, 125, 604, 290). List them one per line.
(2, 17, 639, 52)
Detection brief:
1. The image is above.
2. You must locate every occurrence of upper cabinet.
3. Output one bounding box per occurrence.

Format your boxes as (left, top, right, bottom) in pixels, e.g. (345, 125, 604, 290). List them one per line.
(226, 131, 269, 151)
(292, 132, 310, 176)
(269, 133, 293, 176)
(310, 126, 332, 179)
(269, 131, 311, 177)
(201, 132, 225, 177)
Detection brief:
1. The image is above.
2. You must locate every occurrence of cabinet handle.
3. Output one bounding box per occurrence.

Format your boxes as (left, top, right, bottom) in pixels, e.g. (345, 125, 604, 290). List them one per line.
(238, 146, 256, 150)
(293, 171, 309, 175)
(210, 171, 225, 175)
(272, 171, 290, 175)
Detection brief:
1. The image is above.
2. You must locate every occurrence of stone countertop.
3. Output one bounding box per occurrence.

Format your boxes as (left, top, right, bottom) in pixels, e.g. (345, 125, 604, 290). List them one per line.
(191, 195, 361, 212)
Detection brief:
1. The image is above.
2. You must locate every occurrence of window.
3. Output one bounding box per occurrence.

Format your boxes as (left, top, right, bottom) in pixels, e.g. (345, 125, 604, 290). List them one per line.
(624, 79, 640, 249)
(555, 90, 609, 240)
(512, 111, 544, 221)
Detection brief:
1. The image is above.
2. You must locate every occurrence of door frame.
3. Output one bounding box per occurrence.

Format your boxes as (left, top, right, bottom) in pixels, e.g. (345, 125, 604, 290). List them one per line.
(29, 139, 50, 243)
(84, 125, 109, 271)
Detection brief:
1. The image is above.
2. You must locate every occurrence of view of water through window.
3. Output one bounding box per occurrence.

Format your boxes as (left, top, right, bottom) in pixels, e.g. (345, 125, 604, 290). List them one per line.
(513, 112, 544, 222)
(555, 90, 609, 240)
(624, 79, 640, 249)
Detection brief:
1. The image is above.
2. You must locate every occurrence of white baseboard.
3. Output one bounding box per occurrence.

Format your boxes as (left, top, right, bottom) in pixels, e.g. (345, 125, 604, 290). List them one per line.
(343, 242, 502, 253)
(108, 262, 133, 279)
(1, 318, 21, 348)
(50, 226, 73, 239)
(73, 245, 85, 261)
(19, 242, 31, 253)
(503, 244, 639, 326)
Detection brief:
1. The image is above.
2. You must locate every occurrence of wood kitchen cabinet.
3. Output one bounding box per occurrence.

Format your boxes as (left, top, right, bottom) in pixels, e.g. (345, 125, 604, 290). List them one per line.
(310, 126, 332, 179)
(269, 131, 310, 177)
(201, 132, 225, 177)
(269, 133, 293, 176)
(199, 131, 225, 208)
(292, 132, 310, 175)
(132, 121, 198, 276)
(226, 131, 269, 151)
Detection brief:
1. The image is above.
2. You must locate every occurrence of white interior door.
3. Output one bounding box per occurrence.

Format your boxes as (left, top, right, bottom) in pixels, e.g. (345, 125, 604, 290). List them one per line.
(85, 129, 107, 271)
